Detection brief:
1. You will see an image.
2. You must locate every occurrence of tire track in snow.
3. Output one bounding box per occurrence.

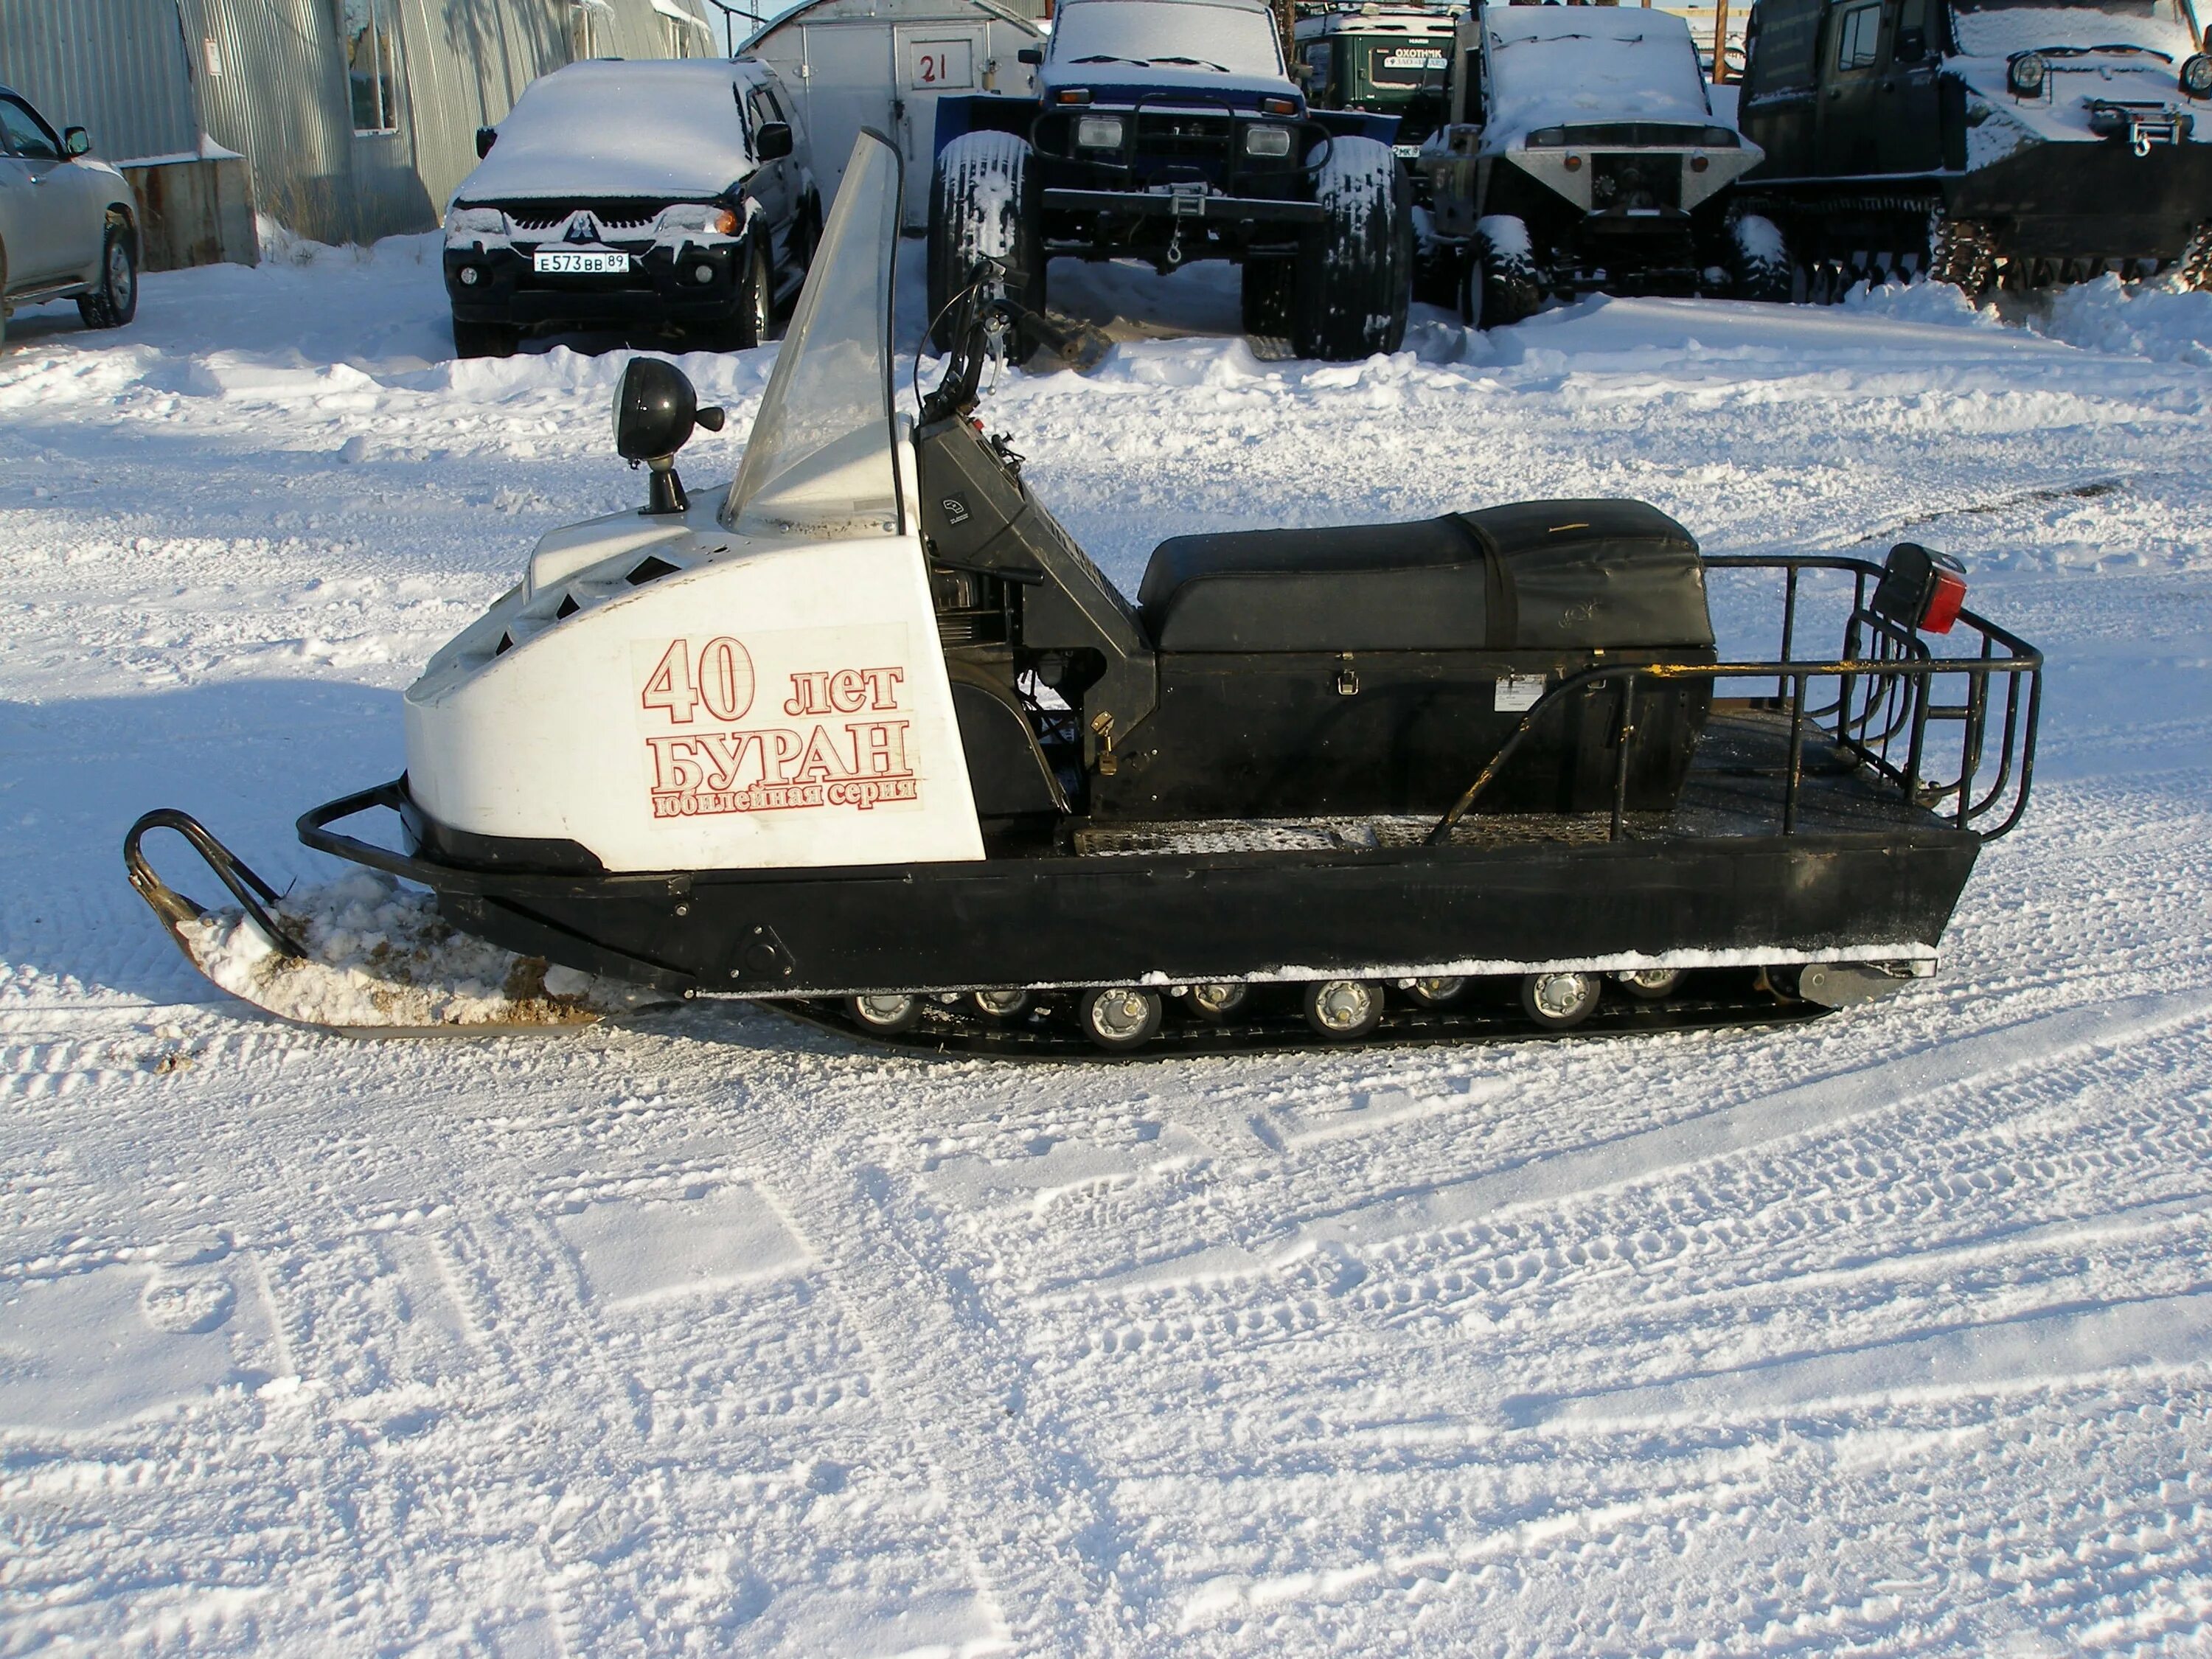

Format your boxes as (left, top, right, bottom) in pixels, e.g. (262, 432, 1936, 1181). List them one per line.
(1055, 987, 2212, 1301)
(1524, 1284, 2212, 1430)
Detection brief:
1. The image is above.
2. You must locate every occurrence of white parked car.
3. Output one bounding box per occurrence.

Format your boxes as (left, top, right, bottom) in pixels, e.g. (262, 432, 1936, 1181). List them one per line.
(0, 85, 139, 347)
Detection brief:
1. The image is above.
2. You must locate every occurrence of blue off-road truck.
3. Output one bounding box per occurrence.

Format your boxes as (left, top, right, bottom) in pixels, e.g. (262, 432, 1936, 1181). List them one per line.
(924, 0, 1412, 361)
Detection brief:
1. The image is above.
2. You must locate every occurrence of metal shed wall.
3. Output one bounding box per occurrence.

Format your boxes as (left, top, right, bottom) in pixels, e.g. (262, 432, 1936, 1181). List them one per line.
(0, 0, 200, 162)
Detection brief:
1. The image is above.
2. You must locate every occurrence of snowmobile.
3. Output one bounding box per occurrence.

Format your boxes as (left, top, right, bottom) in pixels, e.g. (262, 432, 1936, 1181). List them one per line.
(1733, 0, 2212, 294)
(126, 131, 2043, 1057)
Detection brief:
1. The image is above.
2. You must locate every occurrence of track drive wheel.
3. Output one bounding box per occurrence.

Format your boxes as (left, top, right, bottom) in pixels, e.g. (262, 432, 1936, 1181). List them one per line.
(1303, 979, 1385, 1040)
(1615, 967, 1683, 1001)
(927, 131, 1043, 355)
(849, 992, 923, 1034)
(1079, 987, 1163, 1051)
(1520, 971, 1600, 1030)
(1399, 975, 1466, 1008)
(1186, 982, 1252, 1023)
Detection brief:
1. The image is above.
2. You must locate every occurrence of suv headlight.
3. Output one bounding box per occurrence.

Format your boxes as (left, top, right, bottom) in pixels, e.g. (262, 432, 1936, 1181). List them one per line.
(2007, 52, 2048, 97)
(2183, 52, 2212, 97)
(1243, 123, 1293, 157)
(1076, 114, 1125, 149)
(443, 204, 507, 237)
(655, 203, 740, 234)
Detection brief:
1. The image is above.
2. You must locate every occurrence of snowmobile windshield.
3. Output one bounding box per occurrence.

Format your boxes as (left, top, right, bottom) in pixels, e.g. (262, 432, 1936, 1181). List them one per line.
(1050, 1, 1287, 79)
(722, 132, 902, 541)
(1948, 0, 2198, 59)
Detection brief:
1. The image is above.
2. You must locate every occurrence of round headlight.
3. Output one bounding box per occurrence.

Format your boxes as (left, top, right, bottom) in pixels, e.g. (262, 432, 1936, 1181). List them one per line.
(2182, 52, 2212, 97)
(2007, 52, 2048, 97)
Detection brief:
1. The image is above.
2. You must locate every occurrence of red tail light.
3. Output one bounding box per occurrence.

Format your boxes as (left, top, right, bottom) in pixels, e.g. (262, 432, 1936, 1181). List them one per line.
(1874, 542, 1969, 634)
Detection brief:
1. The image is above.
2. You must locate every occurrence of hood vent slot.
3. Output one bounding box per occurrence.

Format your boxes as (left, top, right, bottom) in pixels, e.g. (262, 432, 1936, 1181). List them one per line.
(627, 554, 681, 586)
(556, 593, 580, 619)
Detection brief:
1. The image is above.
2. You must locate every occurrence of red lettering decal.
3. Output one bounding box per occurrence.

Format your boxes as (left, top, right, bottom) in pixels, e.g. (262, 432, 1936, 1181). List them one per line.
(641, 639, 697, 724)
(696, 636, 754, 723)
(782, 672, 831, 717)
(860, 667, 905, 709)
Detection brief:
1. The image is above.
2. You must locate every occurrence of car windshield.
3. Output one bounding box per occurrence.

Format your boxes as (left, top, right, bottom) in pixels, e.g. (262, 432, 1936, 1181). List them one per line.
(723, 132, 903, 541)
(1051, 1, 1285, 77)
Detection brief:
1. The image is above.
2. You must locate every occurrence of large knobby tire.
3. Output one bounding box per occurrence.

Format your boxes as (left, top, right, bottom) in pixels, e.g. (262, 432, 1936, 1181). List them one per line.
(77, 218, 139, 329)
(1728, 213, 1791, 303)
(1464, 214, 1540, 330)
(927, 131, 1043, 354)
(1291, 135, 1411, 361)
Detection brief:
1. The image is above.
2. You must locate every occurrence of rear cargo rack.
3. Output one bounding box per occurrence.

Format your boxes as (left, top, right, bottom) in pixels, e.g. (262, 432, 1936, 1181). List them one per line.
(1430, 552, 2041, 846)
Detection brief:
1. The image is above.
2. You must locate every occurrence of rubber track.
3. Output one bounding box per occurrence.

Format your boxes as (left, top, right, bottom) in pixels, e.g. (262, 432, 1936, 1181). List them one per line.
(763, 992, 1832, 1062)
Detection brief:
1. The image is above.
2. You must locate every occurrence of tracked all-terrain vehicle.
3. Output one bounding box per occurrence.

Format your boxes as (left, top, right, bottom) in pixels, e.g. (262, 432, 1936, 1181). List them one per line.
(924, 0, 1412, 360)
(128, 132, 2042, 1058)
(1423, 4, 1775, 327)
(1735, 0, 2212, 293)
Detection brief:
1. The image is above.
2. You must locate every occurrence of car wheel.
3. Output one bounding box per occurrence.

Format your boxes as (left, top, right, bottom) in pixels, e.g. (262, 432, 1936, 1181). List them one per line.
(738, 237, 772, 347)
(451, 316, 519, 359)
(76, 218, 138, 330)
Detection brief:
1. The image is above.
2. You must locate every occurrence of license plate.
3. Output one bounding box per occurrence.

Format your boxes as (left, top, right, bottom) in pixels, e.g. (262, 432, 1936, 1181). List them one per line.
(532, 249, 629, 276)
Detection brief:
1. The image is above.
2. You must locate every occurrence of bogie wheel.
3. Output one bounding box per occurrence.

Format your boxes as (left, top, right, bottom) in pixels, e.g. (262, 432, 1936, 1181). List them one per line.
(1520, 971, 1600, 1030)
(1291, 135, 1411, 361)
(1186, 981, 1251, 1023)
(927, 131, 1043, 355)
(1400, 975, 1466, 1009)
(451, 316, 519, 359)
(849, 992, 924, 1034)
(1615, 967, 1683, 1001)
(1079, 987, 1163, 1051)
(77, 217, 138, 329)
(972, 989, 1033, 1020)
(1470, 215, 1541, 330)
(1303, 979, 1385, 1040)
(1727, 214, 1791, 302)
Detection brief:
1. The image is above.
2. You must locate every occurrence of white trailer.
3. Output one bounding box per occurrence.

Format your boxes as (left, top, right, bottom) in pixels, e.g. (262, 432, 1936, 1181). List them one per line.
(743, 0, 1044, 229)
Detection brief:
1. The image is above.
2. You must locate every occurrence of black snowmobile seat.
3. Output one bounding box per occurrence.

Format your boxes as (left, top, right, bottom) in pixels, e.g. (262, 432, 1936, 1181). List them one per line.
(1137, 499, 1714, 653)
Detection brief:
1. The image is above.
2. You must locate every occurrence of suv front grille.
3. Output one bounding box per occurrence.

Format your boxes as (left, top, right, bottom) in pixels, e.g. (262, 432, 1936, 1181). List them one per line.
(1135, 111, 1234, 161)
(1589, 153, 1680, 212)
(490, 198, 666, 234)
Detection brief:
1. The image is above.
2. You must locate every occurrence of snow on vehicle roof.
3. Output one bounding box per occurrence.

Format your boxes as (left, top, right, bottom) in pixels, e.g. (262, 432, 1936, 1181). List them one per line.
(1047, 0, 1289, 83)
(1944, 0, 2208, 149)
(1948, 0, 2197, 58)
(456, 59, 773, 204)
(1483, 8, 1713, 145)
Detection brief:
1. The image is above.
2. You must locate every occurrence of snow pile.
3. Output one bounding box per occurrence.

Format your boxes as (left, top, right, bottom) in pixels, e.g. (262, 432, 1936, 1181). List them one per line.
(1483, 8, 1713, 146)
(1841, 276, 2005, 330)
(178, 869, 653, 1029)
(2037, 274, 2212, 368)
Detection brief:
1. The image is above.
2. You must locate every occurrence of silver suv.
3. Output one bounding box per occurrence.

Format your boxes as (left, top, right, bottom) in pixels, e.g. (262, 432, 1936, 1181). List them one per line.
(0, 86, 139, 348)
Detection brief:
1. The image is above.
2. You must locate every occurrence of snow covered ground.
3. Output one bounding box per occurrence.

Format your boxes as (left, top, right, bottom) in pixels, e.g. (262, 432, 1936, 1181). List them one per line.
(4, 240, 2212, 1655)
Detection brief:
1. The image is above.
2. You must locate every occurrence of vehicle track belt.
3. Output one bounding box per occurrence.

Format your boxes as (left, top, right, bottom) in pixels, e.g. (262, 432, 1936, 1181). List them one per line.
(762, 993, 1829, 1061)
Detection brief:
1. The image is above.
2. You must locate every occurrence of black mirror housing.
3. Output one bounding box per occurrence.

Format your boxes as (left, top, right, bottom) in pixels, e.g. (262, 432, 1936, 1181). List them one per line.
(1017, 45, 1043, 64)
(755, 120, 793, 161)
(475, 125, 497, 158)
(63, 127, 90, 157)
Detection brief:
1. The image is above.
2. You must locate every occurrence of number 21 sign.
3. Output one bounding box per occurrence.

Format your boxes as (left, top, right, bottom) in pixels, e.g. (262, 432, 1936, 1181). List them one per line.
(907, 38, 974, 89)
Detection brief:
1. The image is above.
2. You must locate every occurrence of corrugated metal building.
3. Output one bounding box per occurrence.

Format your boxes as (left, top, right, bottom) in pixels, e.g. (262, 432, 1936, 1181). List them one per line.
(0, 0, 717, 259)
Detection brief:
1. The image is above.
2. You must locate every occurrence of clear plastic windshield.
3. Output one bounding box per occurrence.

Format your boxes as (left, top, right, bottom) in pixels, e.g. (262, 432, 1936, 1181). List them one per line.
(723, 132, 902, 540)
